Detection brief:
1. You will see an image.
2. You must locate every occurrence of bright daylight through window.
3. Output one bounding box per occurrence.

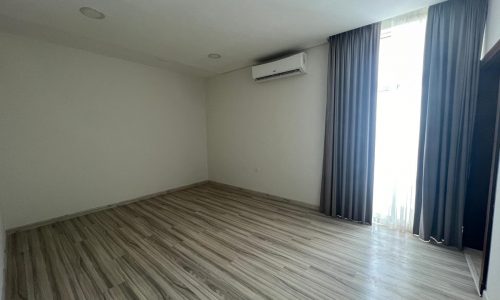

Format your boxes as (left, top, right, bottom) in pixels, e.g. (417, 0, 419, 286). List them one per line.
(372, 10, 428, 232)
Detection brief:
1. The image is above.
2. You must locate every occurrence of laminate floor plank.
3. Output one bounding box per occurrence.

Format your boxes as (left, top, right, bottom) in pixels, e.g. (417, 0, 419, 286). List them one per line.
(6, 183, 480, 299)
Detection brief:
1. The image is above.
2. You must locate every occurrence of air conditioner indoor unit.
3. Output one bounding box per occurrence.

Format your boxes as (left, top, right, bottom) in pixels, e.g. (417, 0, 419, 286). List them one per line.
(251, 52, 307, 82)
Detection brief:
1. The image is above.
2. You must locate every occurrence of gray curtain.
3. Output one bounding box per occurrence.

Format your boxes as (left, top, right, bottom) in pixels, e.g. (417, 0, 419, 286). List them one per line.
(320, 23, 381, 224)
(414, 0, 488, 248)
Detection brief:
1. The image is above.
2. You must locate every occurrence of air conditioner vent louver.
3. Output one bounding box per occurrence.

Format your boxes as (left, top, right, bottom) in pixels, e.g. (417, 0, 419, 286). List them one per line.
(252, 53, 306, 82)
(254, 69, 302, 81)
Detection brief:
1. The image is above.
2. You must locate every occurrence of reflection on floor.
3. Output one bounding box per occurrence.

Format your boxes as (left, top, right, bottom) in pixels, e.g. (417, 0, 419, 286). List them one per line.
(6, 183, 480, 299)
(464, 247, 483, 295)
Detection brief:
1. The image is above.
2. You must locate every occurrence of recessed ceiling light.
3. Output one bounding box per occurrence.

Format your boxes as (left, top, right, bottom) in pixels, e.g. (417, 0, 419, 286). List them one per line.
(208, 53, 221, 59)
(79, 7, 105, 20)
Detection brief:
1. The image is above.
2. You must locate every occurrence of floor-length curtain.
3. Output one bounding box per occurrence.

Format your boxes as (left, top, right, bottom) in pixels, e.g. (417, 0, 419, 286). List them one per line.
(413, 0, 488, 248)
(320, 23, 381, 224)
(373, 11, 427, 232)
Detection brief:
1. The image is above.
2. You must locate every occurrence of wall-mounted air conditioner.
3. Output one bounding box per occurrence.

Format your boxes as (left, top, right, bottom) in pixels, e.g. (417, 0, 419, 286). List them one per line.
(251, 52, 307, 82)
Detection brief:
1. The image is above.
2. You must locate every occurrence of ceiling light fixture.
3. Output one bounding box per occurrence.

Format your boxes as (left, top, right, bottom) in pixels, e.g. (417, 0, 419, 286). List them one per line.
(208, 53, 221, 59)
(79, 7, 106, 20)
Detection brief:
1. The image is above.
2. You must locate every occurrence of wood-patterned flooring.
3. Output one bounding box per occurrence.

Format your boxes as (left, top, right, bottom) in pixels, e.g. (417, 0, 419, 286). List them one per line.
(6, 183, 480, 299)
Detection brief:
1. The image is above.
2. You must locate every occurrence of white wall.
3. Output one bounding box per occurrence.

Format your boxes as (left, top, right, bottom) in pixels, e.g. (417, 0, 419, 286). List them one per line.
(485, 153, 500, 300)
(484, 0, 500, 54)
(484, 2, 500, 299)
(206, 45, 328, 207)
(0, 33, 208, 229)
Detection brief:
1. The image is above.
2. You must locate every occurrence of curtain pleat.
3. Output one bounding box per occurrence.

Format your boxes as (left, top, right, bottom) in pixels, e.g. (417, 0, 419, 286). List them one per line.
(413, 0, 488, 248)
(320, 23, 381, 224)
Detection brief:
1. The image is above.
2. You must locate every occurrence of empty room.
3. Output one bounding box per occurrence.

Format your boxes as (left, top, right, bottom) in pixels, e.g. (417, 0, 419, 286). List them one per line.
(1, 0, 500, 299)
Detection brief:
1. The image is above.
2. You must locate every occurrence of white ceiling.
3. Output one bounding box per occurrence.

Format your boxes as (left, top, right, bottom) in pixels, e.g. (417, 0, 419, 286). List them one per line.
(0, 0, 444, 77)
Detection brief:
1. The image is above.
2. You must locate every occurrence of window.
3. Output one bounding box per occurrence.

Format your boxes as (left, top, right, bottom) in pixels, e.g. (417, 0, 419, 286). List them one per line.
(372, 10, 427, 231)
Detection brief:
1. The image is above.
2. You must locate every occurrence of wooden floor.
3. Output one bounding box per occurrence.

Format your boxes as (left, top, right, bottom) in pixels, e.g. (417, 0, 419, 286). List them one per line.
(6, 183, 480, 300)
(464, 247, 483, 295)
